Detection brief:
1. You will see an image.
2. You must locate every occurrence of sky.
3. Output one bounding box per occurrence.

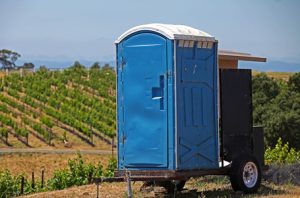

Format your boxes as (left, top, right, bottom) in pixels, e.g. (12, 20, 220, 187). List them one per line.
(1, 0, 300, 71)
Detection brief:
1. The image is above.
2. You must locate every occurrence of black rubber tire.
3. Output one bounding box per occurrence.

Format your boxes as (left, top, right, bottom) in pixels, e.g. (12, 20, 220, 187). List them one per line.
(229, 154, 261, 194)
(230, 174, 241, 191)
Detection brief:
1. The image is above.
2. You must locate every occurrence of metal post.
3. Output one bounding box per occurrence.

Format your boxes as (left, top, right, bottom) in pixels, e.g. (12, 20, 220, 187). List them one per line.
(48, 129, 52, 145)
(41, 169, 44, 188)
(88, 171, 92, 184)
(90, 128, 93, 144)
(31, 171, 35, 189)
(5, 131, 8, 144)
(111, 137, 114, 157)
(126, 171, 132, 198)
(20, 176, 24, 195)
(173, 181, 177, 198)
(96, 182, 99, 198)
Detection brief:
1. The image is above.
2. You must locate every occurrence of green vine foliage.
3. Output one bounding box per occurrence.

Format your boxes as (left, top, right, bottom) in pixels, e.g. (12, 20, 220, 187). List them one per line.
(0, 64, 116, 144)
(0, 154, 116, 196)
(0, 170, 23, 198)
(265, 138, 300, 164)
(0, 128, 8, 139)
(47, 153, 114, 190)
(104, 157, 117, 177)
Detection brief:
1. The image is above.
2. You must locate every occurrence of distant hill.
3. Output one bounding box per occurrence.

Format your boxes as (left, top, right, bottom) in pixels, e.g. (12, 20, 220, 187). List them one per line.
(240, 60, 300, 72)
(18, 58, 300, 72)
(14, 57, 300, 72)
(17, 59, 116, 70)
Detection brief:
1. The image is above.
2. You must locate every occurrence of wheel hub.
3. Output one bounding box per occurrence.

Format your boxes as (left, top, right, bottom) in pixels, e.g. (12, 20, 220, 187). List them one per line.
(243, 161, 258, 188)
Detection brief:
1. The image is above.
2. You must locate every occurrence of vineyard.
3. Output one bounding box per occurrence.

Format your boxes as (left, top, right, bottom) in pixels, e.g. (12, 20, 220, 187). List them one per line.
(0, 64, 116, 149)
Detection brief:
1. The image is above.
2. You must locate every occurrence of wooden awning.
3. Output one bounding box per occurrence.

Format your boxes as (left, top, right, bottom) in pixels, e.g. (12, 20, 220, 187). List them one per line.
(218, 49, 266, 69)
(218, 50, 267, 62)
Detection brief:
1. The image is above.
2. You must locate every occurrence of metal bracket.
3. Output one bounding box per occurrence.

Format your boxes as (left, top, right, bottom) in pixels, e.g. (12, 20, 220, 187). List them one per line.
(167, 70, 173, 77)
(125, 170, 133, 198)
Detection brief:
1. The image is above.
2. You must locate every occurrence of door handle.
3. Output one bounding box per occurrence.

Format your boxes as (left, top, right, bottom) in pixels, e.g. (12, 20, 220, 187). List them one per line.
(152, 75, 164, 110)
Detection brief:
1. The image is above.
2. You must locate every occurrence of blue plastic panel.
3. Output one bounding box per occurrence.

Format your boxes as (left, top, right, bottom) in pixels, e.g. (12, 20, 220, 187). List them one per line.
(116, 31, 218, 171)
(118, 33, 168, 168)
(176, 43, 219, 169)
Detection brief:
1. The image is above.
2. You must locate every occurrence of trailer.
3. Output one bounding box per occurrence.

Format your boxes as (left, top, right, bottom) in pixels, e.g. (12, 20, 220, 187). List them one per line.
(95, 23, 266, 196)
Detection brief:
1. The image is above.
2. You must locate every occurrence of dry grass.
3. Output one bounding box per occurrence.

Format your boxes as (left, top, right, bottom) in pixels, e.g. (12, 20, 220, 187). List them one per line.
(252, 71, 294, 81)
(19, 178, 300, 198)
(0, 71, 6, 78)
(0, 153, 111, 180)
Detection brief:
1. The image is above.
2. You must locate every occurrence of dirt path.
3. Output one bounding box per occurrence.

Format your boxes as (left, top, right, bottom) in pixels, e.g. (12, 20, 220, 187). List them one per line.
(0, 148, 113, 155)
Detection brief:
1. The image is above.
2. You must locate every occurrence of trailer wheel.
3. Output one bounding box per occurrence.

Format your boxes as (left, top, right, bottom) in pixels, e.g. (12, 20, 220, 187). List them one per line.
(229, 154, 261, 194)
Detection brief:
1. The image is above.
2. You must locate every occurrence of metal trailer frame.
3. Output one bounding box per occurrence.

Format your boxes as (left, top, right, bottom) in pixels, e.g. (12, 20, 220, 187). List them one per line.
(114, 167, 230, 181)
(93, 167, 230, 198)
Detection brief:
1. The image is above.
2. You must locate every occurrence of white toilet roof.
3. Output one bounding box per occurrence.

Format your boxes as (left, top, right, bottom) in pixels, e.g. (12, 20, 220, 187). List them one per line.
(115, 23, 215, 43)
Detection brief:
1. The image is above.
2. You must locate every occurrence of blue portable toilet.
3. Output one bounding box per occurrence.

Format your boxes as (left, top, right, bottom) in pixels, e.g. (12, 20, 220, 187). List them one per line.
(115, 23, 219, 171)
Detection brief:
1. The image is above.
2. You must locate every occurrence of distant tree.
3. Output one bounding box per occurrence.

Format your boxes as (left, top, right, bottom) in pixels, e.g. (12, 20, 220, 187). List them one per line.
(22, 62, 35, 69)
(253, 73, 300, 150)
(252, 73, 280, 125)
(288, 72, 300, 93)
(0, 49, 21, 70)
(252, 73, 280, 102)
(264, 90, 300, 149)
(72, 61, 85, 69)
(91, 62, 101, 70)
(70, 61, 86, 76)
(102, 63, 112, 70)
(38, 65, 48, 72)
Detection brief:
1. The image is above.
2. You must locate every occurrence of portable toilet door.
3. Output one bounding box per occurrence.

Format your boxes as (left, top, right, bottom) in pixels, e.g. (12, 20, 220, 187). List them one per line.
(116, 28, 172, 170)
(176, 37, 219, 170)
(115, 24, 219, 171)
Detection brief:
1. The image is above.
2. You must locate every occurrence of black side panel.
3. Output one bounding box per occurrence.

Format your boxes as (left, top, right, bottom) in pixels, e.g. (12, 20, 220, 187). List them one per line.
(253, 126, 265, 167)
(220, 69, 253, 161)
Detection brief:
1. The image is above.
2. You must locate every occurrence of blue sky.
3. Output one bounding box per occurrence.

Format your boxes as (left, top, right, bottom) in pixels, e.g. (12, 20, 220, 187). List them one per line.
(1, 0, 300, 71)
